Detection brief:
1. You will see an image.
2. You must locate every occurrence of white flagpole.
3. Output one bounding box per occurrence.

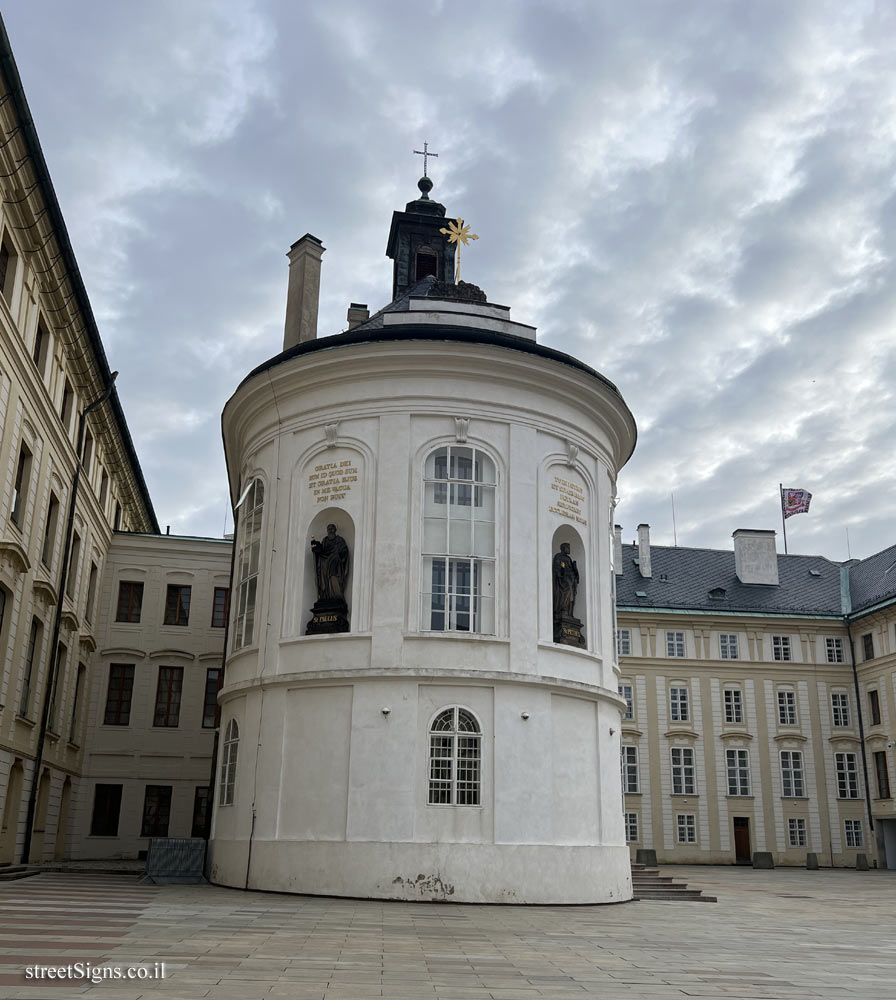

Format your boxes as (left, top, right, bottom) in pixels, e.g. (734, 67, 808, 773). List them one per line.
(779, 483, 788, 555)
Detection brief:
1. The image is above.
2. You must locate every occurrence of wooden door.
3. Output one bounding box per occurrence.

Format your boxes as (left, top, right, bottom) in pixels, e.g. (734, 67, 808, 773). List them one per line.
(733, 816, 751, 863)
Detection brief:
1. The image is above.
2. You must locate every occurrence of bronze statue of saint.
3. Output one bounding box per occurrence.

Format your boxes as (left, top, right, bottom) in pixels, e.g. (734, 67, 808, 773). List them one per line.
(311, 524, 349, 600)
(552, 542, 579, 619)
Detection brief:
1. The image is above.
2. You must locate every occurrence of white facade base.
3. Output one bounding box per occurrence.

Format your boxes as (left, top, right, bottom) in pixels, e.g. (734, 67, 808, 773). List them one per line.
(210, 839, 632, 904)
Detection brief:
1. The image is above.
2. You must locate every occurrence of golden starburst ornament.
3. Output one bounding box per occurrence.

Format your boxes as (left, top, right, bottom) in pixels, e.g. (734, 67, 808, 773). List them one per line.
(440, 217, 479, 283)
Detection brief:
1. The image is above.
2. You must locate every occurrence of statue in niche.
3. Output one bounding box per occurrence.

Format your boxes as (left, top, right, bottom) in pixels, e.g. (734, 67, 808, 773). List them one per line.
(552, 541, 586, 648)
(311, 524, 349, 600)
(306, 523, 350, 635)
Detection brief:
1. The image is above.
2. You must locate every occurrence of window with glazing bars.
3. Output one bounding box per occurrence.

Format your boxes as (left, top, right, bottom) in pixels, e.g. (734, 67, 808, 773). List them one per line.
(777, 690, 797, 725)
(19, 617, 42, 717)
(153, 666, 183, 727)
(233, 479, 263, 649)
(164, 585, 191, 626)
(868, 689, 881, 726)
(836, 752, 859, 798)
(826, 637, 844, 663)
(772, 635, 792, 661)
(422, 447, 495, 634)
(617, 629, 631, 656)
(621, 745, 639, 793)
(788, 817, 806, 847)
(831, 692, 850, 727)
(666, 631, 685, 657)
(625, 812, 639, 842)
(428, 707, 481, 806)
(618, 683, 633, 720)
(724, 688, 743, 724)
(676, 813, 696, 843)
(780, 750, 805, 797)
(719, 633, 738, 659)
(671, 747, 695, 795)
(669, 686, 689, 722)
(726, 749, 750, 796)
(219, 719, 239, 805)
(844, 818, 863, 847)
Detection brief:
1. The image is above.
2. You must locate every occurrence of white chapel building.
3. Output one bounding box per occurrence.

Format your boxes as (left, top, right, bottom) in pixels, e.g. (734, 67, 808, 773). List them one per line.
(209, 176, 638, 903)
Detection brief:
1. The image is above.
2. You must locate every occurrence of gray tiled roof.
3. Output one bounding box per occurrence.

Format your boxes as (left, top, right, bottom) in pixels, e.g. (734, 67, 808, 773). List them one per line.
(847, 542, 896, 614)
(615, 543, 845, 616)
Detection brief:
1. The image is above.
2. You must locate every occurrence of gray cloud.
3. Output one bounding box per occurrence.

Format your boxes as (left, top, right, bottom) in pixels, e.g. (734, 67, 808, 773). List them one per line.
(4, 0, 894, 558)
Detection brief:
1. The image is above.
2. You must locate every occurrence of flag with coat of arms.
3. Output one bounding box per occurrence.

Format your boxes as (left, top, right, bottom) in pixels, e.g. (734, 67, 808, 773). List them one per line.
(781, 488, 812, 519)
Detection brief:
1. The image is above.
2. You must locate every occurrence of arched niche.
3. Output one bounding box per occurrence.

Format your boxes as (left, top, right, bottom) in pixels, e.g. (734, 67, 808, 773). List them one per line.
(301, 508, 356, 633)
(551, 523, 588, 649)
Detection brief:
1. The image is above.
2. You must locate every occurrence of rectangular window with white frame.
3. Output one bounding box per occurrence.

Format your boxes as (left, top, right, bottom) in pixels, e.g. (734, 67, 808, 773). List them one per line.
(777, 689, 797, 725)
(726, 748, 750, 796)
(618, 683, 633, 720)
(621, 745, 639, 793)
(625, 812, 639, 843)
(719, 633, 739, 659)
(830, 692, 850, 728)
(676, 813, 697, 844)
(669, 686, 690, 722)
(844, 818, 863, 847)
(788, 817, 807, 847)
(671, 747, 696, 795)
(825, 637, 844, 663)
(616, 628, 631, 656)
(836, 752, 860, 799)
(666, 631, 685, 657)
(772, 635, 792, 661)
(724, 688, 743, 724)
(780, 750, 805, 797)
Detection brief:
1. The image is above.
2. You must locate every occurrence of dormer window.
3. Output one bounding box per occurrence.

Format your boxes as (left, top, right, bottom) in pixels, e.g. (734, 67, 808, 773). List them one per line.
(415, 245, 438, 281)
(709, 586, 726, 600)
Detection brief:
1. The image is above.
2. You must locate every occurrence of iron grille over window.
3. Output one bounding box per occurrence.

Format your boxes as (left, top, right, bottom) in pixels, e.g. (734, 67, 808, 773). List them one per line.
(428, 707, 481, 806)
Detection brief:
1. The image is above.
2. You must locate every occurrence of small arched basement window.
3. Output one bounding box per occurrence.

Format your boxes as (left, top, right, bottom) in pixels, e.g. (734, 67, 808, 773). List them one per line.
(428, 707, 481, 806)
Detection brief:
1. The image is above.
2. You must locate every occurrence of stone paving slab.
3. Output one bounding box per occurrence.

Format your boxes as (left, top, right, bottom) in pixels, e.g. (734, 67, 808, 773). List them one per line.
(0, 867, 892, 998)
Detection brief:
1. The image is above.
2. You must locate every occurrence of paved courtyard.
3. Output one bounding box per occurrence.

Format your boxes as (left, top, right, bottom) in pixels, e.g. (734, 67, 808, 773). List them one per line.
(0, 866, 893, 999)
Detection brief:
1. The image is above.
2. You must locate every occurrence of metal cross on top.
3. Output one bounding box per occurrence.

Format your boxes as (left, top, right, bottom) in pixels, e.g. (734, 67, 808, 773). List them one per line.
(413, 141, 439, 177)
(440, 218, 479, 283)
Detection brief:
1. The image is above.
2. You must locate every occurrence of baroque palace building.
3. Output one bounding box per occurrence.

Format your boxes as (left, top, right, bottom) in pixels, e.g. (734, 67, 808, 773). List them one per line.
(0, 18, 894, 889)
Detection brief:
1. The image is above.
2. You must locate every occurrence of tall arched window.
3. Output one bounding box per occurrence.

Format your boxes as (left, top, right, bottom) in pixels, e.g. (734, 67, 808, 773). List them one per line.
(422, 446, 495, 633)
(233, 479, 264, 649)
(428, 707, 481, 805)
(219, 719, 239, 806)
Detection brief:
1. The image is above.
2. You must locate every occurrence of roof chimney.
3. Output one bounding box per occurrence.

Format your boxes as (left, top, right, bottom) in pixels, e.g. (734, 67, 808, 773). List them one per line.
(637, 523, 652, 578)
(346, 302, 369, 330)
(283, 234, 325, 351)
(614, 524, 623, 576)
(733, 529, 779, 585)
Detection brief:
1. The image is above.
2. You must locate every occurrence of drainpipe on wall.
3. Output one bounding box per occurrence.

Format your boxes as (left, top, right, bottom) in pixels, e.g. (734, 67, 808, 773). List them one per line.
(21, 374, 118, 864)
(846, 618, 876, 853)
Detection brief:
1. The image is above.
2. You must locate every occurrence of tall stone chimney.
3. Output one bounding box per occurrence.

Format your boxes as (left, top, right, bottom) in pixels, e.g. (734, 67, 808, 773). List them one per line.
(283, 234, 325, 351)
(637, 523, 652, 578)
(614, 524, 623, 576)
(346, 303, 369, 330)
(733, 529, 779, 585)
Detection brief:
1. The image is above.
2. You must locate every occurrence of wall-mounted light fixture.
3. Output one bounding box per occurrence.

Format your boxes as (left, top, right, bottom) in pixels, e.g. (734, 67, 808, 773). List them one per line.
(381, 707, 391, 716)
(521, 711, 530, 720)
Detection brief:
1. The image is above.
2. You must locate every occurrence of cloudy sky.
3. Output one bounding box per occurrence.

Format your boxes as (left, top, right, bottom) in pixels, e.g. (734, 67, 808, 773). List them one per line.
(4, 1, 895, 560)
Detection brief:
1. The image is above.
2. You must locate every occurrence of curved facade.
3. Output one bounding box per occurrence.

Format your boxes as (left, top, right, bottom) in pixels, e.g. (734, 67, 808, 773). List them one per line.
(211, 307, 637, 903)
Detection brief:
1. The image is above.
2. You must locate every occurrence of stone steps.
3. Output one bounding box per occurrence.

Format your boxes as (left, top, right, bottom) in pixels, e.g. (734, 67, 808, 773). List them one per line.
(631, 864, 717, 902)
(0, 865, 40, 882)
